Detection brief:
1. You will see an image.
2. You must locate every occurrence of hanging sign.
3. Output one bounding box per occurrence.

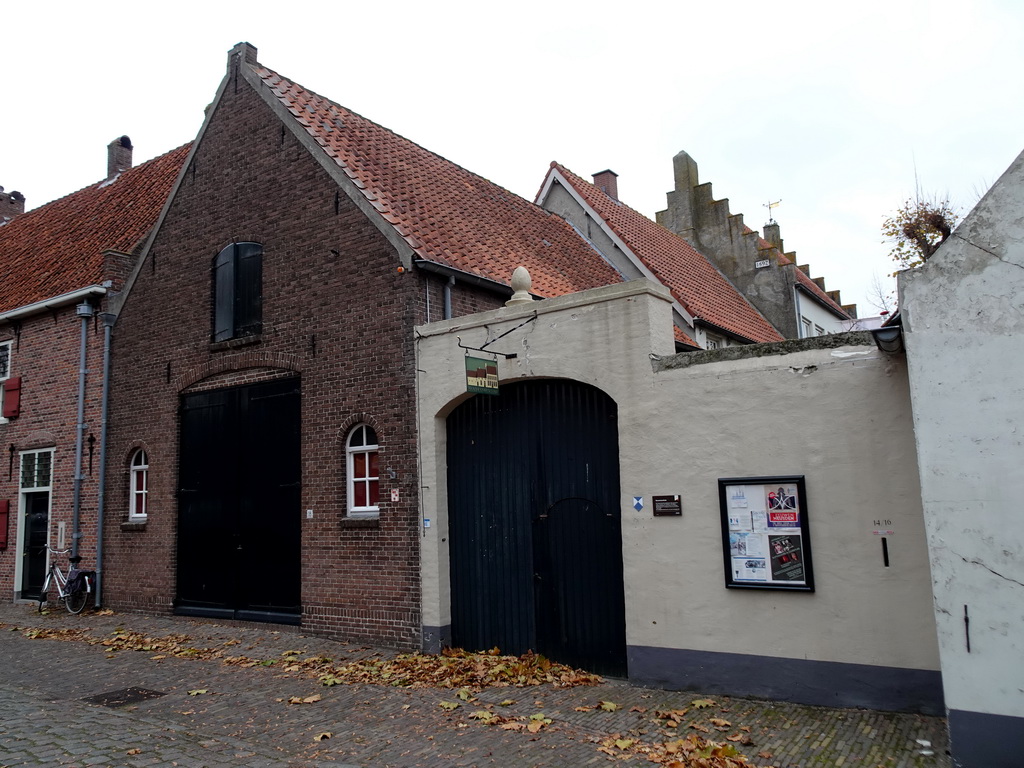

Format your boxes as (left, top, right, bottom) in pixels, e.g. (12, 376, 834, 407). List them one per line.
(718, 475, 814, 592)
(465, 357, 499, 395)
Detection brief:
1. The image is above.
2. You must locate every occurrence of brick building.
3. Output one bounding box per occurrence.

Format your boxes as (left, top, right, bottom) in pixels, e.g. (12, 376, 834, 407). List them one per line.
(102, 43, 624, 646)
(0, 140, 188, 603)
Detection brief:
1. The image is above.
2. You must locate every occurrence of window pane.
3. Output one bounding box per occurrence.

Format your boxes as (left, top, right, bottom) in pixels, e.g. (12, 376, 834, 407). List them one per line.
(350, 427, 365, 448)
(354, 482, 366, 508)
(134, 470, 145, 492)
(235, 243, 263, 336)
(364, 426, 377, 445)
(21, 454, 35, 488)
(368, 479, 379, 506)
(139, 492, 147, 517)
(354, 452, 366, 478)
(35, 453, 51, 487)
(0, 345, 9, 379)
(369, 451, 378, 477)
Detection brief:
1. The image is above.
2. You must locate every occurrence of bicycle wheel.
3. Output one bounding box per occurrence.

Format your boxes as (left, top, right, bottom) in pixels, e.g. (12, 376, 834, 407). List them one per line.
(38, 572, 52, 613)
(65, 582, 89, 614)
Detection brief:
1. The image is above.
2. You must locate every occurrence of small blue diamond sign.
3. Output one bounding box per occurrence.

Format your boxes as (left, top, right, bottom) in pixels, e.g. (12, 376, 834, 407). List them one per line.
(633, 496, 644, 512)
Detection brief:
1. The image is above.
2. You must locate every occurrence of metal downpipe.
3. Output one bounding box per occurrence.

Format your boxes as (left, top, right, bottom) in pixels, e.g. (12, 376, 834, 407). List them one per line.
(71, 302, 94, 559)
(94, 312, 115, 607)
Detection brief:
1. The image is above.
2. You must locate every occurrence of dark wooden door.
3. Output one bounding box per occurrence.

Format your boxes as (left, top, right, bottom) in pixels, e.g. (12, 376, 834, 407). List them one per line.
(177, 377, 301, 623)
(20, 492, 49, 599)
(447, 379, 626, 676)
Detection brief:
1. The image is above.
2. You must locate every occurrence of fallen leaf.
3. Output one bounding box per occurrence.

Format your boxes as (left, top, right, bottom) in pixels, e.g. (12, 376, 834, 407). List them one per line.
(302, 694, 322, 704)
(574, 706, 594, 712)
(125, 748, 141, 755)
(499, 699, 515, 706)
(313, 732, 332, 742)
(187, 689, 208, 696)
(439, 701, 460, 710)
(150, 655, 166, 661)
(527, 720, 544, 733)
(614, 738, 634, 749)
(758, 751, 774, 759)
(629, 705, 647, 713)
(709, 718, 731, 727)
(691, 699, 715, 709)
(599, 700, 619, 711)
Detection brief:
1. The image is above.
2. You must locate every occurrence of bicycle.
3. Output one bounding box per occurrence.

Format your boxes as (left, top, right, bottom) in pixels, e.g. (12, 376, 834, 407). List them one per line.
(38, 546, 93, 614)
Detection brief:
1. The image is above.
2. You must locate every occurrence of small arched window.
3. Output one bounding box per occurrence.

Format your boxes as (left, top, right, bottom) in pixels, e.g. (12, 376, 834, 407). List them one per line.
(129, 449, 149, 520)
(346, 425, 379, 517)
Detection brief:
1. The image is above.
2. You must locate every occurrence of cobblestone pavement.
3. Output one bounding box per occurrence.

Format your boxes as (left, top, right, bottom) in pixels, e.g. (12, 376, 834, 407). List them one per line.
(0, 603, 949, 767)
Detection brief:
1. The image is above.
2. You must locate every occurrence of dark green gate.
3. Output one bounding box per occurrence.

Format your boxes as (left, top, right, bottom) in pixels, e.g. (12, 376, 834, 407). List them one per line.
(177, 376, 301, 623)
(447, 379, 626, 676)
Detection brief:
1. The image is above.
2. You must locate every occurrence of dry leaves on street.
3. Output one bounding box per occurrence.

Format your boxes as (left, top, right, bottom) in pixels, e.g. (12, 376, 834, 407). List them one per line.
(13, 625, 602, 692)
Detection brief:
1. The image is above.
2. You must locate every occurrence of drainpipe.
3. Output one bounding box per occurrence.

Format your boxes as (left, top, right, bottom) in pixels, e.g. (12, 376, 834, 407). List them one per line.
(94, 312, 115, 606)
(443, 276, 455, 320)
(71, 301, 95, 560)
(793, 286, 804, 338)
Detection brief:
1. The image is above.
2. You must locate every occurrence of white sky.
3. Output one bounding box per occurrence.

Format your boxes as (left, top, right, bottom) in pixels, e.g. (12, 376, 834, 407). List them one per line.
(4, 0, 1022, 315)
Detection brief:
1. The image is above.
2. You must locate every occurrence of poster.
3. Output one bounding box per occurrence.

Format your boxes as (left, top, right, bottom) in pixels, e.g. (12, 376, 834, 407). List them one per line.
(718, 476, 814, 591)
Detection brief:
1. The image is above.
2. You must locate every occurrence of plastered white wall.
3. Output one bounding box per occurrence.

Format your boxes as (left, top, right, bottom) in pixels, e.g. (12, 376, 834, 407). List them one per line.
(900, 148, 1024, 718)
(417, 279, 938, 672)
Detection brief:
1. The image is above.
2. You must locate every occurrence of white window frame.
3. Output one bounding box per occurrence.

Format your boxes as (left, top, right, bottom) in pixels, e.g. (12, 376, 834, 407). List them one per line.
(346, 424, 380, 518)
(129, 449, 149, 520)
(0, 340, 11, 424)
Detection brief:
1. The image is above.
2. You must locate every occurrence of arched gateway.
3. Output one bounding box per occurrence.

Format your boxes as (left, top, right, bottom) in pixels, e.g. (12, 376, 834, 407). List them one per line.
(446, 379, 626, 676)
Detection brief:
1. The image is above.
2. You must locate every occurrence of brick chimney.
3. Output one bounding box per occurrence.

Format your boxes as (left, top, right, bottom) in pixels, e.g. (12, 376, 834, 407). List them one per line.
(592, 169, 618, 200)
(0, 187, 26, 224)
(107, 135, 133, 179)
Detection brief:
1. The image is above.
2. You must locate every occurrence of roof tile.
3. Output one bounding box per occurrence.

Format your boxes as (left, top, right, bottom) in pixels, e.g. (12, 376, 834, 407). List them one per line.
(253, 66, 623, 298)
(0, 144, 190, 314)
(551, 164, 783, 344)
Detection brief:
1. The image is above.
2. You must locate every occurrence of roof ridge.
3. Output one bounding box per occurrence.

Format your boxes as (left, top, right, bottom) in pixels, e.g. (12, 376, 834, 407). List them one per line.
(14, 142, 192, 218)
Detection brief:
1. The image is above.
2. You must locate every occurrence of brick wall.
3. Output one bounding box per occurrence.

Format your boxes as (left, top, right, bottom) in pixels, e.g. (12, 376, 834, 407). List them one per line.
(0, 303, 110, 599)
(104, 70, 509, 648)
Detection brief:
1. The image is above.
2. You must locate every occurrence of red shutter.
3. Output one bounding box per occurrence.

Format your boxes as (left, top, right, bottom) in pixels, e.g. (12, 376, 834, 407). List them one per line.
(0, 499, 9, 550)
(2, 376, 21, 419)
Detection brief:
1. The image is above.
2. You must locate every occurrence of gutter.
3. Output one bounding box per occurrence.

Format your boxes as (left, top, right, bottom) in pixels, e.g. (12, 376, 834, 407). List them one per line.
(0, 285, 108, 324)
(413, 260, 515, 297)
(794, 282, 849, 320)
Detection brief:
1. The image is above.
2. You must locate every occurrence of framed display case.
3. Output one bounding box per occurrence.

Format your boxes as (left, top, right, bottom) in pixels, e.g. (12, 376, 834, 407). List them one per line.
(718, 475, 814, 592)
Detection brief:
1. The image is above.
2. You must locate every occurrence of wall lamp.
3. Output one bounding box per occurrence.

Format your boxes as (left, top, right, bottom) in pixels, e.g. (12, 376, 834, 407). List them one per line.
(871, 326, 904, 354)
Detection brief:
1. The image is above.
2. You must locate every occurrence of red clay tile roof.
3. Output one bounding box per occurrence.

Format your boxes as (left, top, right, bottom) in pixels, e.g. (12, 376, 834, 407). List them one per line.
(0, 145, 190, 314)
(253, 66, 624, 298)
(550, 164, 783, 344)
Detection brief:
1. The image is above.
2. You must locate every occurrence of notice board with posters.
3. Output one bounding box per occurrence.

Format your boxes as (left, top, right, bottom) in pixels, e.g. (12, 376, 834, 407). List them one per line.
(718, 476, 815, 592)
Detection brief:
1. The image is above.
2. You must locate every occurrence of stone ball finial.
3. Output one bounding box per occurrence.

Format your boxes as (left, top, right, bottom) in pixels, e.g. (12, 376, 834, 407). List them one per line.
(505, 266, 533, 307)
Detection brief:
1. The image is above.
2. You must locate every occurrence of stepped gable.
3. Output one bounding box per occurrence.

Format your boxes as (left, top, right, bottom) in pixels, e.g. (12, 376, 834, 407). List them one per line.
(0, 145, 190, 314)
(554, 163, 783, 343)
(254, 67, 623, 298)
(749, 228, 850, 317)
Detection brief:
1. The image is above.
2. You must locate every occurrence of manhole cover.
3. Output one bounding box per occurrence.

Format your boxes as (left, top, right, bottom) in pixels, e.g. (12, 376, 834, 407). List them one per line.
(83, 687, 166, 708)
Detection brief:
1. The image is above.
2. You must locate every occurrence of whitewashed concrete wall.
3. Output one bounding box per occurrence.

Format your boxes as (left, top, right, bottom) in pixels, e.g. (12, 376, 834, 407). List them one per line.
(900, 148, 1024, 767)
(417, 279, 940, 712)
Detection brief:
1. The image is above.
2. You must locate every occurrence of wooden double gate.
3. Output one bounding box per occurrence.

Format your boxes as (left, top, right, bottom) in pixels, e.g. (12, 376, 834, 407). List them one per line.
(177, 377, 301, 623)
(447, 379, 626, 676)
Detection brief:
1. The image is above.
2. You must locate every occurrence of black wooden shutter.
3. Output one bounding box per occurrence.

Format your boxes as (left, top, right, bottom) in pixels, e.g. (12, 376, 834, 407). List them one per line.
(213, 245, 235, 342)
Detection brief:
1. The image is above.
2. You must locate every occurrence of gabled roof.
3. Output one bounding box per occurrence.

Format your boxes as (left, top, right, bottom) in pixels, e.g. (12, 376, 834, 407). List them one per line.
(545, 164, 783, 344)
(252, 65, 624, 298)
(0, 144, 190, 314)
